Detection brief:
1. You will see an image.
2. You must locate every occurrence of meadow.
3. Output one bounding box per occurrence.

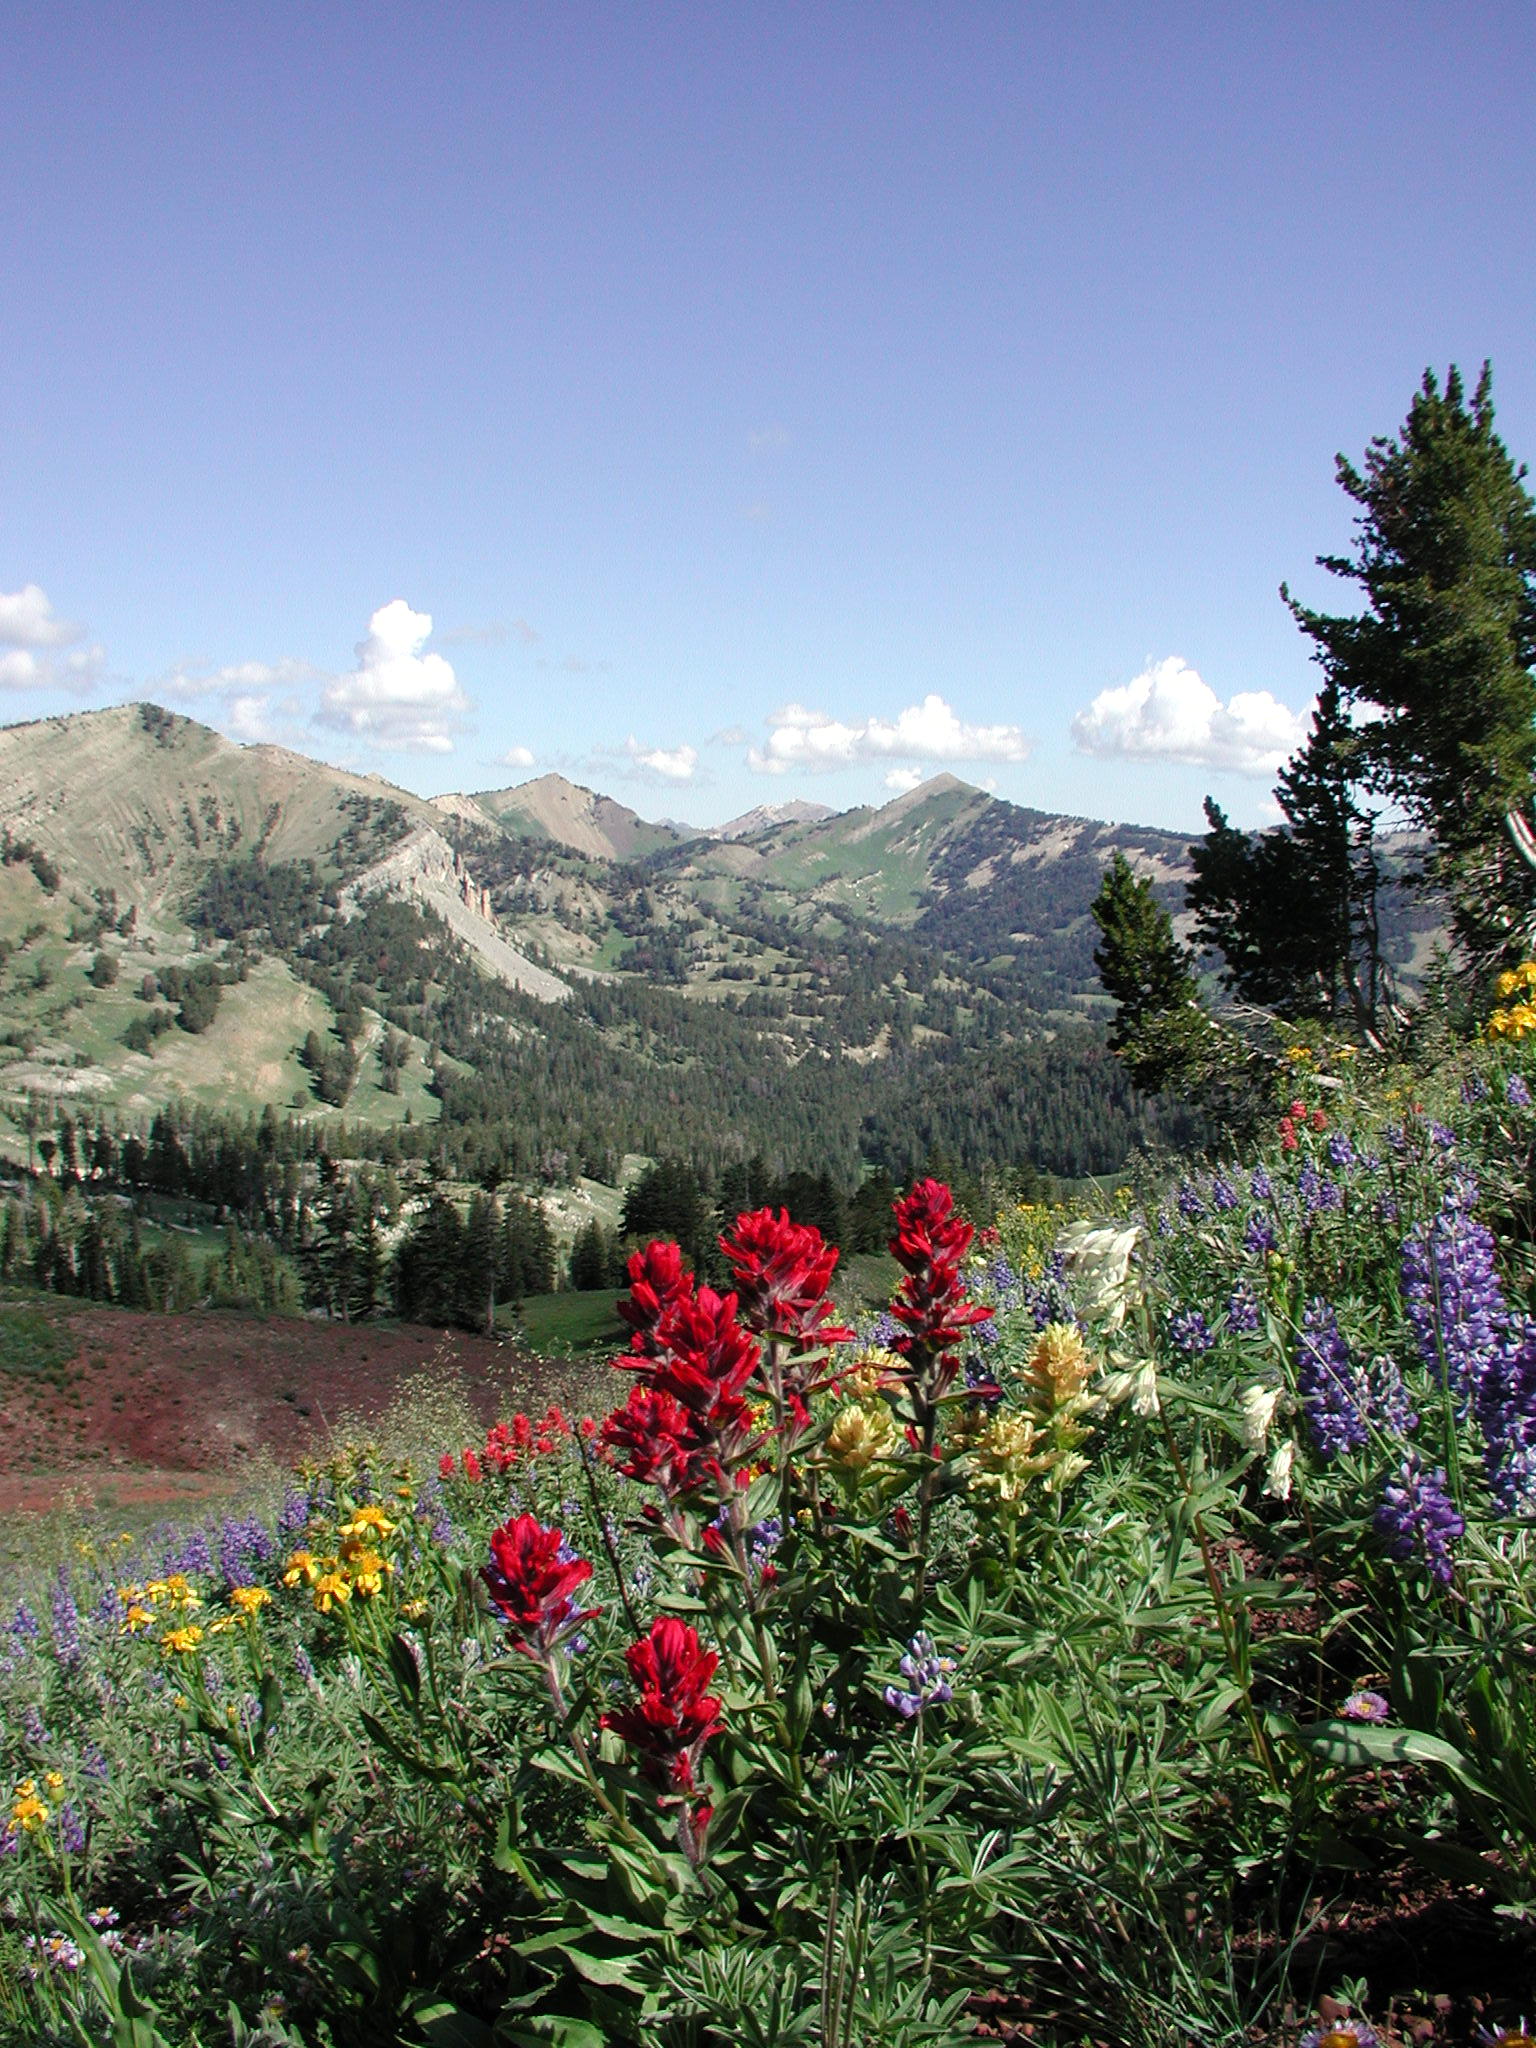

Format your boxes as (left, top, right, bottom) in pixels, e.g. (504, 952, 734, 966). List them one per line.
(5, 1008, 1536, 2046)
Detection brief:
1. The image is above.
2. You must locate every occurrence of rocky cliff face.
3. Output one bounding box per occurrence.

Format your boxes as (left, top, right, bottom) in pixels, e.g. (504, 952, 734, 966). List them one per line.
(343, 827, 570, 1003)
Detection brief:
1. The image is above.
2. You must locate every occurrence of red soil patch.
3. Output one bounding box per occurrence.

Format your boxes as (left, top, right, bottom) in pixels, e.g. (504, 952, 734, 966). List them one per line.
(0, 1299, 589, 1516)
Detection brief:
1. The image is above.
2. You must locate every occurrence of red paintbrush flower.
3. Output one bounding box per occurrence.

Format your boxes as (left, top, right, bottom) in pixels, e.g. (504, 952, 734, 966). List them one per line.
(603, 1383, 709, 1497)
(606, 1260, 765, 1504)
(601, 1615, 724, 1796)
(617, 1240, 694, 1354)
(887, 1179, 993, 1401)
(481, 1513, 597, 1656)
(719, 1207, 855, 1348)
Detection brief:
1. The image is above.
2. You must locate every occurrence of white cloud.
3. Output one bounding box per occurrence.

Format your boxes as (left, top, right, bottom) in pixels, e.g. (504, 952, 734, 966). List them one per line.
(0, 584, 83, 648)
(748, 693, 1031, 776)
(624, 737, 698, 784)
(0, 585, 105, 692)
(748, 424, 788, 451)
(499, 744, 536, 770)
(1070, 656, 1307, 777)
(315, 599, 468, 753)
(884, 768, 923, 793)
(157, 657, 320, 701)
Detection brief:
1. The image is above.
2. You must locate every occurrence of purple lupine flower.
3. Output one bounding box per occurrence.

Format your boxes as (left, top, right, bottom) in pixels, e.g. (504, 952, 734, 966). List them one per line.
(1225, 1287, 1261, 1336)
(1176, 1182, 1206, 1220)
(1250, 1166, 1273, 1202)
(1317, 1178, 1343, 1212)
(292, 1643, 316, 1684)
(277, 1487, 313, 1539)
(1296, 1301, 1368, 1457)
(1244, 1213, 1278, 1256)
(1210, 1174, 1239, 1213)
(1021, 1264, 1076, 1330)
(884, 1632, 956, 1718)
(1374, 1193, 1399, 1225)
(1363, 1353, 1417, 1440)
(22, 1706, 46, 1745)
(82, 1746, 109, 1782)
(1169, 1308, 1215, 1356)
(11, 1604, 40, 1643)
(1375, 1454, 1464, 1584)
(58, 1805, 86, 1856)
(1401, 1177, 1507, 1404)
(50, 1574, 81, 1670)
(1473, 1317, 1536, 1514)
(1461, 1074, 1489, 1106)
(1507, 1072, 1532, 1109)
(1385, 1121, 1407, 1153)
(1298, 1165, 1324, 1215)
(164, 1528, 213, 1578)
(1428, 1121, 1456, 1152)
(1327, 1129, 1356, 1169)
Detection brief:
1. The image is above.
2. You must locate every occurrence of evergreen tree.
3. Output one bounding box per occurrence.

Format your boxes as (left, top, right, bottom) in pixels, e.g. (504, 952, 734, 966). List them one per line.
(1285, 363, 1536, 969)
(1090, 853, 1211, 1094)
(1188, 683, 1384, 1030)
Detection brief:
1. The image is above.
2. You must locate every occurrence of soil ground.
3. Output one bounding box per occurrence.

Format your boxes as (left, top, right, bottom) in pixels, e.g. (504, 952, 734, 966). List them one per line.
(0, 1293, 597, 1520)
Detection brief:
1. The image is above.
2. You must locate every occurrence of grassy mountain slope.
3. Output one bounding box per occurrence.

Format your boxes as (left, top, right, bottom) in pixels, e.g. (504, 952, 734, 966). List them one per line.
(0, 706, 1206, 1180)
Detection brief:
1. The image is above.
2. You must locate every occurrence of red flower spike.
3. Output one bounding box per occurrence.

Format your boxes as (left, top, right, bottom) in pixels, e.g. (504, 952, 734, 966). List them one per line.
(438, 1452, 456, 1479)
(618, 1241, 695, 1353)
(600, 1615, 724, 1796)
(719, 1207, 855, 1348)
(462, 1449, 483, 1484)
(885, 1179, 993, 1405)
(481, 1513, 597, 1655)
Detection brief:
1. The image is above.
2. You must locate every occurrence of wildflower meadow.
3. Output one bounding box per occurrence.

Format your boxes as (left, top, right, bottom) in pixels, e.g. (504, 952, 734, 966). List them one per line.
(8, 1019, 1536, 2043)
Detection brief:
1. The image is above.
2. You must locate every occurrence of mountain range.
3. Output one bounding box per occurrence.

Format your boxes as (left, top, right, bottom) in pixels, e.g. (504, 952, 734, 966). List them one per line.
(0, 702, 1212, 1181)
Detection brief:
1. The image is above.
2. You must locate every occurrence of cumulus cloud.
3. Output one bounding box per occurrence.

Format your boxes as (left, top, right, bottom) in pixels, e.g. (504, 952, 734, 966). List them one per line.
(624, 737, 698, 784)
(748, 424, 788, 451)
(0, 584, 105, 691)
(1071, 656, 1308, 776)
(498, 744, 536, 770)
(884, 768, 924, 793)
(156, 656, 320, 701)
(315, 599, 468, 753)
(748, 693, 1031, 776)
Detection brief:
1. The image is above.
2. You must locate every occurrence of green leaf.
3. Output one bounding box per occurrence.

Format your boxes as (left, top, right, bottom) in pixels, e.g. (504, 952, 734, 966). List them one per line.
(1294, 1718, 1470, 1773)
(387, 1630, 423, 1708)
(416, 2002, 498, 2048)
(497, 2020, 608, 2048)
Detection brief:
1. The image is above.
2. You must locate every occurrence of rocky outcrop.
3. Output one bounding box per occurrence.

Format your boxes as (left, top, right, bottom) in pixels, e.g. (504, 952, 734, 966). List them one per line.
(343, 827, 569, 1003)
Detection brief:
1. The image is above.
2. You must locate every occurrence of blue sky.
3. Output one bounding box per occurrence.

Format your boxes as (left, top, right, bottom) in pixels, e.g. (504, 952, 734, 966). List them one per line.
(2, 1, 1533, 831)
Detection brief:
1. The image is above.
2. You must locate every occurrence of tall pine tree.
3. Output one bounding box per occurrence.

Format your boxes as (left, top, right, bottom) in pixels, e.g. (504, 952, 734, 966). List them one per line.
(1284, 363, 1536, 970)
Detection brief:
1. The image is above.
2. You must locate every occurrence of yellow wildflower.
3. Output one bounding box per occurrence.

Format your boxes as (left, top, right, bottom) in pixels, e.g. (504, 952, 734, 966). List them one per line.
(400, 1598, 430, 1622)
(43, 1771, 65, 1800)
(282, 1550, 320, 1588)
(11, 1794, 48, 1833)
(161, 1626, 205, 1657)
(1024, 1323, 1094, 1409)
(839, 1347, 901, 1402)
(14, 1778, 35, 1798)
(120, 1604, 153, 1634)
(967, 1414, 1050, 1505)
(342, 1547, 389, 1597)
(825, 1402, 898, 1472)
(1285, 1045, 1312, 1063)
(339, 1504, 397, 1541)
(116, 1583, 143, 1604)
(229, 1586, 272, 1616)
(206, 1616, 236, 1635)
(312, 1572, 351, 1614)
(145, 1574, 201, 1611)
